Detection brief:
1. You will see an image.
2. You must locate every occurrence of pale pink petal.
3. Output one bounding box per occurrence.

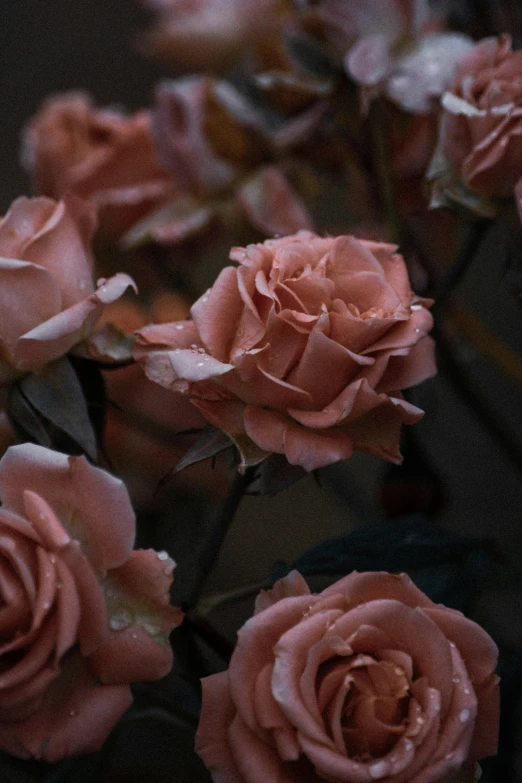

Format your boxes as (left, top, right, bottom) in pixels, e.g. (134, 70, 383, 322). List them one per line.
(18, 196, 97, 306)
(237, 167, 313, 237)
(0, 260, 61, 357)
(195, 672, 244, 783)
(0, 652, 132, 762)
(14, 274, 136, 372)
(0, 444, 136, 574)
(243, 405, 354, 471)
(255, 571, 311, 615)
(191, 266, 243, 362)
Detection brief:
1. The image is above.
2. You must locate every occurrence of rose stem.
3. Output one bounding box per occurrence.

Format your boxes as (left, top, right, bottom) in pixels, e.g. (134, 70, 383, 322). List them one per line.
(188, 465, 256, 607)
(368, 99, 403, 246)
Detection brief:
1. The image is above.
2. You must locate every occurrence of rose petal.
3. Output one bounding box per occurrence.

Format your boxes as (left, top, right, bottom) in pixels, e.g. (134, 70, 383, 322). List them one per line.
(196, 672, 244, 783)
(0, 652, 132, 762)
(0, 444, 136, 574)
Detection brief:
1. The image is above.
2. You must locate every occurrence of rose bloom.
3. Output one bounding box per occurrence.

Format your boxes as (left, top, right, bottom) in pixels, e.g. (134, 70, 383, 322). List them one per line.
(441, 35, 522, 199)
(196, 570, 499, 783)
(22, 92, 173, 237)
(316, 0, 472, 114)
(0, 195, 135, 383)
(0, 443, 182, 761)
(134, 232, 436, 472)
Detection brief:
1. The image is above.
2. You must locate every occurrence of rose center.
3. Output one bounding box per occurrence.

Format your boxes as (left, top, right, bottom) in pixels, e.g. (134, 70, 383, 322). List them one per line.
(321, 655, 411, 760)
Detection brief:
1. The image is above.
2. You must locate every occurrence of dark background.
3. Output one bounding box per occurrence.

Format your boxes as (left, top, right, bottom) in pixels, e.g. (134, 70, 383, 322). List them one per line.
(1, 2, 522, 780)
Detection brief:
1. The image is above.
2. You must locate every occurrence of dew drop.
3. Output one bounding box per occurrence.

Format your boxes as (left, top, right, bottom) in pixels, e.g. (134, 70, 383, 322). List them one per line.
(453, 677, 461, 683)
(459, 708, 470, 723)
(175, 324, 184, 330)
(404, 739, 414, 752)
(157, 551, 169, 561)
(411, 304, 423, 311)
(197, 362, 204, 367)
(369, 760, 391, 779)
(110, 609, 133, 631)
(70, 710, 77, 717)
(464, 688, 470, 695)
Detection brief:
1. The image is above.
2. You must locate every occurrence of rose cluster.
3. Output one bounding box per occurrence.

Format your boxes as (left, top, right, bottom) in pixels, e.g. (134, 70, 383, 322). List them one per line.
(135, 232, 436, 472)
(196, 571, 499, 783)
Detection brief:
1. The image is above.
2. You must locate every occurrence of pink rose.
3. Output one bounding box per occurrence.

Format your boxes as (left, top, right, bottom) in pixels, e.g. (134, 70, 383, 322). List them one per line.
(440, 35, 522, 198)
(134, 232, 436, 472)
(22, 92, 173, 237)
(318, 0, 472, 113)
(196, 570, 499, 783)
(0, 195, 135, 381)
(0, 443, 182, 761)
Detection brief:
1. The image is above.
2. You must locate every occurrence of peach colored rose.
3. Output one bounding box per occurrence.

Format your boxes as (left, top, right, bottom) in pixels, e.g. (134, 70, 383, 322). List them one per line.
(0, 443, 182, 761)
(196, 570, 499, 783)
(22, 92, 173, 237)
(134, 232, 436, 472)
(0, 195, 135, 382)
(440, 35, 522, 198)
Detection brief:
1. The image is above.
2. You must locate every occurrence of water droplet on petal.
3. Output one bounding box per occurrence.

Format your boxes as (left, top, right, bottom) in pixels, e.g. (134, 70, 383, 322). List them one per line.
(459, 708, 470, 723)
(369, 760, 391, 779)
(175, 324, 184, 330)
(157, 551, 169, 561)
(110, 609, 133, 631)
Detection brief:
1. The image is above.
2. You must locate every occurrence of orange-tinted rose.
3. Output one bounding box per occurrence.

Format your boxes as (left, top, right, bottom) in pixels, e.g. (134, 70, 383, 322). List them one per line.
(22, 92, 173, 237)
(134, 232, 436, 472)
(441, 35, 522, 198)
(0, 195, 135, 381)
(196, 571, 499, 783)
(0, 443, 182, 761)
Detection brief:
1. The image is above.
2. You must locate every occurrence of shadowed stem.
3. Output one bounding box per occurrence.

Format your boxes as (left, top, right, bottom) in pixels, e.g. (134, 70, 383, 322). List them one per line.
(188, 466, 255, 607)
(368, 100, 404, 246)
